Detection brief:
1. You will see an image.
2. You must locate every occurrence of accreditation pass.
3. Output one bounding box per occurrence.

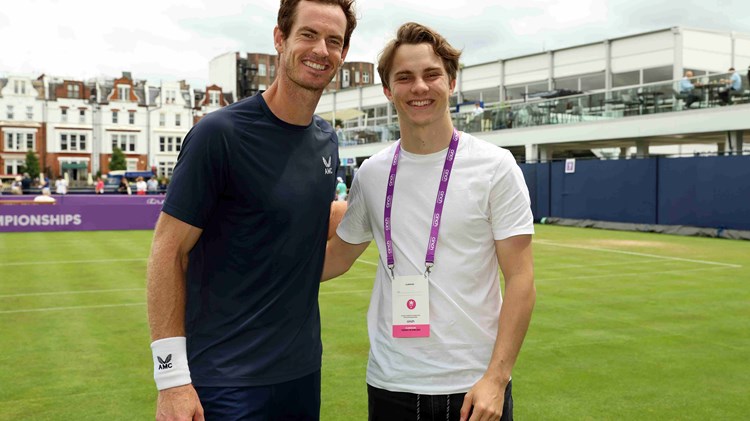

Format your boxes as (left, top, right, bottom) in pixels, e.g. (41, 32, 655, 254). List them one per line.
(392, 275, 430, 338)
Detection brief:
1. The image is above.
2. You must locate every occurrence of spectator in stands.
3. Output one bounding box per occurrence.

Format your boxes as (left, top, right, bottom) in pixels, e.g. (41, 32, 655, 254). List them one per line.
(336, 176, 347, 201)
(146, 176, 158, 194)
(11, 176, 23, 195)
(465, 101, 484, 131)
(95, 176, 105, 194)
(719, 67, 742, 105)
(335, 124, 346, 143)
(158, 177, 168, 191)
(21, 173, 31, 194)
(323, 22, 535, 420)
(33, 187, 56, 203)
(55, 177, 68, 195)
(117, 177, 131, 195)
(135, 176, 147, 195)
(679, 70, 702, 108)
(472, 101, 484, 118)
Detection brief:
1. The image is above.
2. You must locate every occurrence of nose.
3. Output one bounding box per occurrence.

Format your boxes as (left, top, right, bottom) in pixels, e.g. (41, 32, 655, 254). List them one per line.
(311, 38, 329, 59)
(411, 77, 429, 94)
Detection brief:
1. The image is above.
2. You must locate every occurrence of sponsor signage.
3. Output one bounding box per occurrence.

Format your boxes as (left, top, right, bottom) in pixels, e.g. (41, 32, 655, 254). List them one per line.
(0, 195, 163, 233)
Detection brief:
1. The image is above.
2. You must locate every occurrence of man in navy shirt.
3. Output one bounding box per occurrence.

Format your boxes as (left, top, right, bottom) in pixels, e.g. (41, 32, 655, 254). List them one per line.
(146, 1, 357, 419)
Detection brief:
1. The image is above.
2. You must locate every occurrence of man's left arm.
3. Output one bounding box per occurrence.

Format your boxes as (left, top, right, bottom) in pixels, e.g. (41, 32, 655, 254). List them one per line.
(460, 234, 535, 421)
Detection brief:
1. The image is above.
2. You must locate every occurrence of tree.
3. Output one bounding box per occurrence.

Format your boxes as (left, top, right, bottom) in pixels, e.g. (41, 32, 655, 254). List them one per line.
(109, 147, 126, 171)
(21, 150, 41, 179)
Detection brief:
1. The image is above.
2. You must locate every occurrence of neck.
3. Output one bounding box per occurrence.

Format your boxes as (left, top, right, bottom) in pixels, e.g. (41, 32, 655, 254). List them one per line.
(399, 117, 455, 154)
(262, 78, 323, 126)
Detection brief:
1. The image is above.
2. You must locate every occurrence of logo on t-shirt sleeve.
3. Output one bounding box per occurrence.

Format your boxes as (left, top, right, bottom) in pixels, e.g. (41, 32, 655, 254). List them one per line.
(322, 156, 333, 175)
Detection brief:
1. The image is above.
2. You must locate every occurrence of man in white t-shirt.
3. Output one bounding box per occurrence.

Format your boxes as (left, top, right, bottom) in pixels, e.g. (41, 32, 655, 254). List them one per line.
(323, 22, 535, 421)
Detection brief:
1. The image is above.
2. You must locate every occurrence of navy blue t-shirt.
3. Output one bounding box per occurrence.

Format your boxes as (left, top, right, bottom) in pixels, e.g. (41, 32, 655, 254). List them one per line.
(162, 94, 338, 387)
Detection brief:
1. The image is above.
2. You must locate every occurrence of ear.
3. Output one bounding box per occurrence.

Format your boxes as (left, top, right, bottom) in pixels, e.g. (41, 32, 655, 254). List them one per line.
(383, 84, 393, 102)
(340, 45, 349, 63)
(273, 26, 284, 54)
(449, 77, 456, 95)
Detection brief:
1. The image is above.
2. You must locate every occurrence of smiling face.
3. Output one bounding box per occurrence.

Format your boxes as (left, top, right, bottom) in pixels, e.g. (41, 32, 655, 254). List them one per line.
(383, 43, 456, 129)
(274, 1, 349, 93)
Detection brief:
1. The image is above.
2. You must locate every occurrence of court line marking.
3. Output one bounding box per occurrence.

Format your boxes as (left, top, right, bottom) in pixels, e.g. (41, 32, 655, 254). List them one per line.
(537, 265, 737, 282)
(1, 257, 379, 268)
(355, 259, 379, 266)
(0, 289, 373, 314)
(535, 240, 742, 268)
(1, 264, 740, 314)
(0, 302, 145, 314)
(0, 258, 146, 267)
(540, 258, 666, 270)
(0, 288, 144, 299)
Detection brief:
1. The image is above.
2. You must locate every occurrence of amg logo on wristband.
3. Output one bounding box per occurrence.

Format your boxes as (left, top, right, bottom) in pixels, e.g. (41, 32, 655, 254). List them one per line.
(157, 354, 173, 370)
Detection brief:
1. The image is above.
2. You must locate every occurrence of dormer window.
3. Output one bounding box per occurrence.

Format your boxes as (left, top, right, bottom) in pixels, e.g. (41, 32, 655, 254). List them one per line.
(67, 84, 80, 99)
(209, 91, 220, 106)
(118, 85, 131, 101)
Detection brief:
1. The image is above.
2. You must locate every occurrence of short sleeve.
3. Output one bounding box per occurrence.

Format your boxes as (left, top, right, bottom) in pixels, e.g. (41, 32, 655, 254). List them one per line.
(161, 115, 230, 228)
(336, 169, 374, 244)
(489, 152, 535, 240)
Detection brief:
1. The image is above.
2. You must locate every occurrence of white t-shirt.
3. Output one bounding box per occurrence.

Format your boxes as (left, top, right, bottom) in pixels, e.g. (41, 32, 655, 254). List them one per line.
(337, 131, 534, 394)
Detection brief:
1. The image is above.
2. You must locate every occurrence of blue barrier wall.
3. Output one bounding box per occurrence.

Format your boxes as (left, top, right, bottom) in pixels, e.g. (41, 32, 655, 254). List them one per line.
(521, 155, 750, 230)
(658, 155, 750, 230)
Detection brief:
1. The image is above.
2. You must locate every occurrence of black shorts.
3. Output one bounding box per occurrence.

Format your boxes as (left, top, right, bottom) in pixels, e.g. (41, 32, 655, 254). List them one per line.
(368, 380, 513, 421)
(195, 370, 321, 421)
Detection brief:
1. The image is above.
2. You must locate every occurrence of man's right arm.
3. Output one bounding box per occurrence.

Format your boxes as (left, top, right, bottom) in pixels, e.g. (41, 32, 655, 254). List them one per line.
(321, 233, 370, 281)
(147, 211, 204, 421)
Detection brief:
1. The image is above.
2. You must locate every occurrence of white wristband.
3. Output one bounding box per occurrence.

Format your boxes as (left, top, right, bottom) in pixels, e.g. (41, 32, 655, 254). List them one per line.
(151, 336, 192, 390)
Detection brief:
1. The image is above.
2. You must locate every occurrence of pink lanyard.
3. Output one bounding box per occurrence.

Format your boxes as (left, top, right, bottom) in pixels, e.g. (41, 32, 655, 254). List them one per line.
(384, 129, 460, 277)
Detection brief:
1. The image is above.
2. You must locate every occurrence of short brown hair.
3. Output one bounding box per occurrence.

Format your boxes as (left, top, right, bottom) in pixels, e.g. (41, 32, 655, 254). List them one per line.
(377, 22, 462, 90)
(277, 0, 357, 50)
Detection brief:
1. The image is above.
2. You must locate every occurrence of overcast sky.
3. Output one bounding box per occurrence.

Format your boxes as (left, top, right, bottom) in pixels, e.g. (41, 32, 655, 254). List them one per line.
(3, 0, 749, 87)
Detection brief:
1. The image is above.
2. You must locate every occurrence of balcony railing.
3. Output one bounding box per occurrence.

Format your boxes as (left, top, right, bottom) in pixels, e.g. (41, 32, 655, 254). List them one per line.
(336, 72, 749, 147)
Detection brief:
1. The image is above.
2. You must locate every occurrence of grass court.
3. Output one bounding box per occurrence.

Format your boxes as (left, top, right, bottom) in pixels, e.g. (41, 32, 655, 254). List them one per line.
(0, 225, 748, 420)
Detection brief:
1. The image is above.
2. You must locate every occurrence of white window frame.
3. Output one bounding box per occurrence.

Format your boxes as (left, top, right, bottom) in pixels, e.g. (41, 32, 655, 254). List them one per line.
(126, 158, 138, 171)
(175, 113, 181, 127)
(60, 132, 88, 152)
(258, 63, 267, 76)
(67, 84, 80, 98)
(26, 106, 33, 120)
(342, 70, 350, 88)
(5, 130, 36, 151)
(112, 110, 119, 124)
(79, 109, 86, 123)
(159, 135, 182, 153)
(159, 113, 166, 127)
(61, 108, 68, 123)
(7, 105, 14, 120)
(209, 91, 220, 106)
(4, 158, 24, 175)
(14, 80, 26, 95)
(118, 85, 131, 100)
(129, 111, 135, 125)
(158, 161, 176, 178)
(363, 72, 370, 83)
(111, 133, 136, 152)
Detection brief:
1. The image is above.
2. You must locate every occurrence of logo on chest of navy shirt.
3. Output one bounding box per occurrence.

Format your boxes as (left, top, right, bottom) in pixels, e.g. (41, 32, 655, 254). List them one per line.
(322, 156, 333, 175)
